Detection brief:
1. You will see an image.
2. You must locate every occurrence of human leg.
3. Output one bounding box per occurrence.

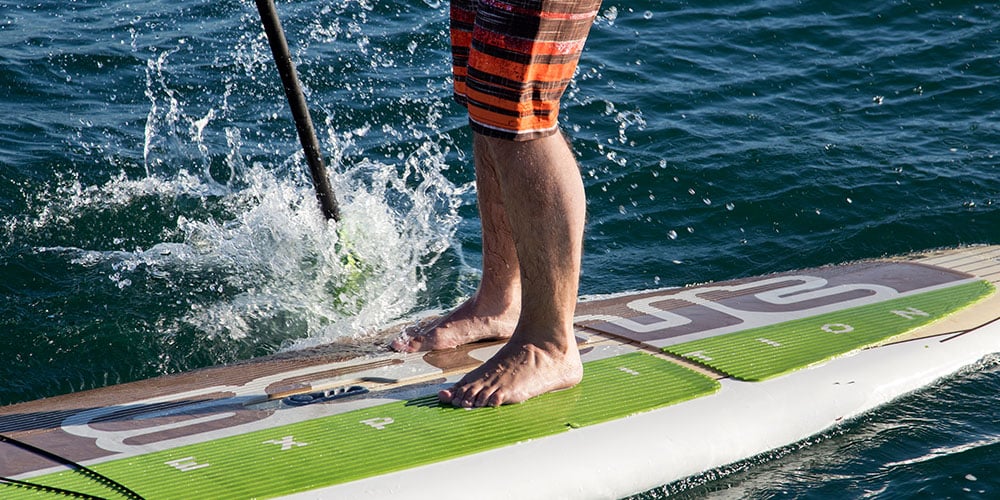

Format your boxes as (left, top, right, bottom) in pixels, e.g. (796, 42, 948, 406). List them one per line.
(395, 0, 600, 406)
(438, 131, 585, 407)
(391, 136, 522, 352)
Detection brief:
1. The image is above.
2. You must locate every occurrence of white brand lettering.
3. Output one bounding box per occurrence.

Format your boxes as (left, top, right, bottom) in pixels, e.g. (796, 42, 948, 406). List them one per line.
(891, 307, 931, 320)
(685, 350, 713, 361)
(360, 417, 395, 430)
(165, 457, 210, 472)
(263, 436, 308, 451)
(756, 338, 782, 347)
(822, 323, 854, 334)
(618, 367, 640, 376)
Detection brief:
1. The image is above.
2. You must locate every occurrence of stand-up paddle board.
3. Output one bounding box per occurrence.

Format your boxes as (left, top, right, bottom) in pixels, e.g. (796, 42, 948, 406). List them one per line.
(2, 246, 999, 499)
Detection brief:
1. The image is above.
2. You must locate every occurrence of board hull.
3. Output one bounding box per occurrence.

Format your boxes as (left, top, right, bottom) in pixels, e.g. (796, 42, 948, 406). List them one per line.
(3, 246, 999, 499)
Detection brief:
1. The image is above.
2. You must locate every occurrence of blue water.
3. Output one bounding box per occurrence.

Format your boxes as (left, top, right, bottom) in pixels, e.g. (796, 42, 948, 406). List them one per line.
(2, 0, 998, 497)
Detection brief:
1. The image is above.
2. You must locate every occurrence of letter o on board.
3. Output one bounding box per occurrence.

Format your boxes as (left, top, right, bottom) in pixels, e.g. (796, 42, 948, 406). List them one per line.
(822, 323, 854, 334)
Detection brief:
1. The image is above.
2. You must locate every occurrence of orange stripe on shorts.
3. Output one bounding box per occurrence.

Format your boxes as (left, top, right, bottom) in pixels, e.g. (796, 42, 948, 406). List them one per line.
(451, 0, 602, 141)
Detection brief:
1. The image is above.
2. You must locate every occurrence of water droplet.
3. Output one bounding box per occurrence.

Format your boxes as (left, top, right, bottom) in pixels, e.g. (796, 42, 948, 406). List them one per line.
(725, 202, 735, 211)
(702, 198, 712, 205)
(846, 197, 853, 204)
(667, 230, 677, 240)
(643, 10, 653, 19)
(602, 6, 618, 24)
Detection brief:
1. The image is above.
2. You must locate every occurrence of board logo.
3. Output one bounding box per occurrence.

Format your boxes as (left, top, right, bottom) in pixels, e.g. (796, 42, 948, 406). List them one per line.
(576, 262, 972, 347)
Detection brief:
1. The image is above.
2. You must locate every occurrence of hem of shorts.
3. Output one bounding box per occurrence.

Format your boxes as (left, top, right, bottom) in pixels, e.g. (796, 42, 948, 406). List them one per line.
(468, 118, 560, 142)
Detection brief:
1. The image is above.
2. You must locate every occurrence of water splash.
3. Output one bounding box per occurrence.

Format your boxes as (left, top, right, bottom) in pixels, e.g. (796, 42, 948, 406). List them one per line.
(3, 2, 467, 362)
(171, 157, 462, 348)
(12, 147, 465, 353)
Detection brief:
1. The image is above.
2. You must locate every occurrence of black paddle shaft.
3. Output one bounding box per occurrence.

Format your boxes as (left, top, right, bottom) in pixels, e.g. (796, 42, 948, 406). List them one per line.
(254, 0, 341, 222)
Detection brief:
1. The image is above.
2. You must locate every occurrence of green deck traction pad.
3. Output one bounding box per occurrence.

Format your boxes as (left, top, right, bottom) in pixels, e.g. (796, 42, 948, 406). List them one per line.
(665, 280, 995, 382)
(2, 352, 720, 500)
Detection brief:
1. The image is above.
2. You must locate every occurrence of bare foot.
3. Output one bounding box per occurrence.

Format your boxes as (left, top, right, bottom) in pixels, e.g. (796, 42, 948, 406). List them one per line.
(437, 338, 583, 407)
(390, 294, 519, 352)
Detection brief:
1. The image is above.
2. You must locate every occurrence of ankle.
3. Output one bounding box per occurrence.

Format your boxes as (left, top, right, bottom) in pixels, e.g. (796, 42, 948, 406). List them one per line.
(510, 326, 579, 355)
(469, 289, 520, 319)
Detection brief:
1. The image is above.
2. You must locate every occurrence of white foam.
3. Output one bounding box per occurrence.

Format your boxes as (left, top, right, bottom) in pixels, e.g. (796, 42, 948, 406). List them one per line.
(5, 14, 469, 357)
(882, 435, 1000, 469)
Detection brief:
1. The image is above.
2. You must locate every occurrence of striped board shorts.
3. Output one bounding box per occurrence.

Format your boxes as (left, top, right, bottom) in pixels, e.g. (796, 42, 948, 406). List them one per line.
(451, 0, 603, 141)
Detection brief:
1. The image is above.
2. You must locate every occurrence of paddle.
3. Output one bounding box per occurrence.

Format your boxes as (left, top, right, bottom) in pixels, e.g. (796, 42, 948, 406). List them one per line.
(254, 0, 341, 222)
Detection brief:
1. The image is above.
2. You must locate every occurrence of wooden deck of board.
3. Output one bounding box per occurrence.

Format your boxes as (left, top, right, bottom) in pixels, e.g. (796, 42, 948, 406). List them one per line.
(887, 245, 1000, 342)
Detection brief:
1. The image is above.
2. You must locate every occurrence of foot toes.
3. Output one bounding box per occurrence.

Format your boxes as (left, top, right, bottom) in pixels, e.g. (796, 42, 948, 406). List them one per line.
(485, 390, 505, 407)
(390, 331, 422, 352)
(440, 383, 469, 407)
(439, 382, 486, 408)
(474, 386, 498, 408)
(455, 386, 476, 408)
(437, 388, 454, 404)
